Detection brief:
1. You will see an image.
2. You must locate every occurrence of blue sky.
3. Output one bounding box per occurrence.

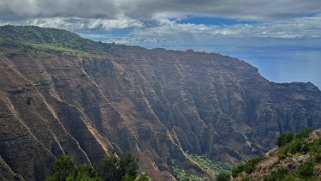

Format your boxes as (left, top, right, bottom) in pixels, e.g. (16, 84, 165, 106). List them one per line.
(0, 0, 320, 88)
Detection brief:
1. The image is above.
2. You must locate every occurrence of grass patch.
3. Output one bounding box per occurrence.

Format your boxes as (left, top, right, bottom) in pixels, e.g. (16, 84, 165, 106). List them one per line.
(27, 43, 84, 54)
(185, 153, 232, 176)
(171, 160, 204, 181)
(0, 37, 84, 55)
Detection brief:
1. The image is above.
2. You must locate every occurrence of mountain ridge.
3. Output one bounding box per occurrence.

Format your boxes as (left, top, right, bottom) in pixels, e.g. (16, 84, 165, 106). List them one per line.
(1, 26, 321, 181)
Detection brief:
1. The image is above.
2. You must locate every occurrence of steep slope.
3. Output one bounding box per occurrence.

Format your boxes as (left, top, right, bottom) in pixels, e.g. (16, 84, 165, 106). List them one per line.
(0, 26, 321, 180)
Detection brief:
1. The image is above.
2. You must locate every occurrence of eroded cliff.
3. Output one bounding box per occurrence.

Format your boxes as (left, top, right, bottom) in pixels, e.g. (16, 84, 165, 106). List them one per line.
(0, 26, 321, 180)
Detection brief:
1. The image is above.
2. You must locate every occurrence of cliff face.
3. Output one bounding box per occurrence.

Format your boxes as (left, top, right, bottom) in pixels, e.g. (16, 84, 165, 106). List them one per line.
(0, 26, 321, 181)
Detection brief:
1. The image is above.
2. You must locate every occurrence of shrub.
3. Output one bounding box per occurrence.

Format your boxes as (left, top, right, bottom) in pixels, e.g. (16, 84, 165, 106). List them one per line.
(288, 139, 309, 154)
(263, 168, 288, 181)
(232, 156, 262, 177)
(310, 138, 321, 154)
(243, 157, 262, 174)
(277, 149, 288, 160)
(295, 128, 312, 139)
(277, 138, 310, 160)
(291, 139, 303, 153)
(276, 132, 294, 147)
(313, 152, 321, 163)
(298, 159, 315, 178)
(232, 164, 244, 177)
(216, 172, 230, 181)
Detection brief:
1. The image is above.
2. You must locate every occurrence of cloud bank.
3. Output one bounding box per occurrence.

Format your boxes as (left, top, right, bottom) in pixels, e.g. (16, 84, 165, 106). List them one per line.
(1, 0, 321, 20)
(0, 0, 321, 40)
(1, 0, 321, 40)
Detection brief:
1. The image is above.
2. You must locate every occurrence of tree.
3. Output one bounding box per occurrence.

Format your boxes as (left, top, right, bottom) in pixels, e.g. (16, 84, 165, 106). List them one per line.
(74, 164, 102, 181)
(96, 151, 139, 181)
(119, 153, 139, 180)
(96, 152, 121, 181)
(46, 155, 76, 181)
(47, 152, 142, 181)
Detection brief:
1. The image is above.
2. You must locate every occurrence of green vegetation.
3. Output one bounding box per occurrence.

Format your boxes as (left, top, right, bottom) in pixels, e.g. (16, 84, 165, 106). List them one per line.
(96, 152, 139, 181)
(171, 163, 204, 181)
(0, 36, 85, 55)
(278, 138, 310, 160)
(216, 172, 231, 181)
(231, 156, 262, 177)
(277, 128, 313, 160)
(295, 128, 313, 139)
(276, 132, 294, 147)
(46, 155, 101, 181)
(171, 153, 232, 181)
(263, 159, 318, 181)
(234, 128, 321, 181)
(46, 152, 151, 181)
(276, 128, 312, 147)
(297, 158, 315, 178)
(28, 43, 83, 54)
(233, 128, 321, 180)
(0, 25, 112, 54)
(263, 168, 290, 181)
(185, 153, 232, 175)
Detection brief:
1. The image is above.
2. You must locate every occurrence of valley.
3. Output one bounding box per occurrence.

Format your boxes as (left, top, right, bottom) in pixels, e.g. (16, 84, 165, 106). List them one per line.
(0, 26, 321, 180)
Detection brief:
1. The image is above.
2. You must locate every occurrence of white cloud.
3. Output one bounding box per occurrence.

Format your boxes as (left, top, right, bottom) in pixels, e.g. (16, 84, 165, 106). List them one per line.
(0, 0, 119, 19)
(126, 14, 321, 44)
(1, 0, 321, 21)
(1, 0, 321, 41)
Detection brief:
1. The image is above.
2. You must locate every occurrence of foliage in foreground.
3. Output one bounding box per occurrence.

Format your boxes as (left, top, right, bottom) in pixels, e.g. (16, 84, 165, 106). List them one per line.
(232, 128, 321, 180)
(263, 158, 318, 181)
(46, 152, 151, 181)
(231, 156, 263, 177)
(216, 172, 231, 181)
(277, 128, 314, 160)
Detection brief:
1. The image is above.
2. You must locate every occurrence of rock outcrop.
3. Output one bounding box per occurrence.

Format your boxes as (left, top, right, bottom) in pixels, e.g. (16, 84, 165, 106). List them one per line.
(0, 26, 321, 180)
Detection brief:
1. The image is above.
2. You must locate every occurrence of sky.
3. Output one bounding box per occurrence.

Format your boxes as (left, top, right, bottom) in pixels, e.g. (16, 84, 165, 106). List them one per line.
(0, 0, 320, 88)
